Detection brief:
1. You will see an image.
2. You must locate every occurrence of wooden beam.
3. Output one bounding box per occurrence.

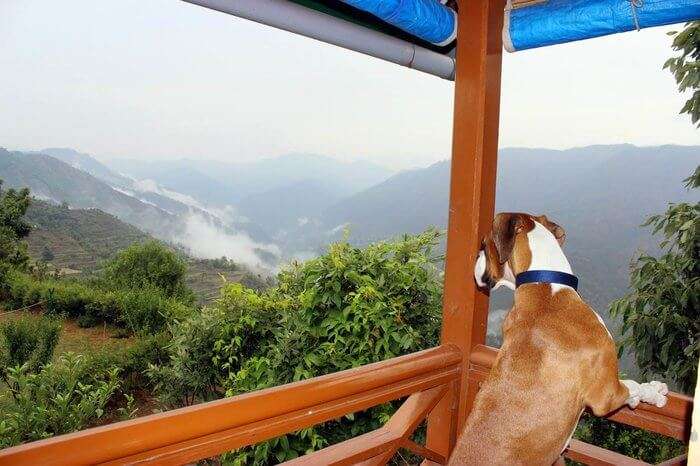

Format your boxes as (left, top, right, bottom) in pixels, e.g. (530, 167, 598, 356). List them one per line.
(425, 0, 505, 459)
(564, 439, 649, 466)
(400, 438, 446, 464)
(656, 453, 687, 466)
(281, 385, 447, 466)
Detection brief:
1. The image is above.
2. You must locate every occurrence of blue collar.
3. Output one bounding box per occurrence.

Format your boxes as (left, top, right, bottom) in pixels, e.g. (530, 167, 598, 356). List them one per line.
(515, 270, 579, 291)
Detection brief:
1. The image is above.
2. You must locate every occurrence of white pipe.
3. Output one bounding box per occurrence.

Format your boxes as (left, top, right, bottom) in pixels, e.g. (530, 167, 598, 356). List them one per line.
(180, 0, 456, 80)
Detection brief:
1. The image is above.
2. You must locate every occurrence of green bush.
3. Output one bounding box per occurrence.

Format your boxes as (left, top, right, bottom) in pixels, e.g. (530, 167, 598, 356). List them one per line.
(150, 231, 443, 463)
(147, 283, 276, 406)
(0, 271, 191, 334)
(0, 352, 120, 448)
(120, 332, 171, 392)
(0, 181, 32, 270)
(0, 315, 61, 382)
(574, 414, 685, 463)
(44, 281, 96, 318)
(117, 285, 191, 334)
(103, 241, 194, 303)
(2, 270, 39, 309)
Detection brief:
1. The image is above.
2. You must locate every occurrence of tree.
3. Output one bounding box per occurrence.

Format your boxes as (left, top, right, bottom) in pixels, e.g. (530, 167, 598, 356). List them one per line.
(610, 168, 699, 394)
(41, 245, 55, 263)
(103, 241, 193, 303)
(0, 180, 32, 268)
(664, 21, 700, 126)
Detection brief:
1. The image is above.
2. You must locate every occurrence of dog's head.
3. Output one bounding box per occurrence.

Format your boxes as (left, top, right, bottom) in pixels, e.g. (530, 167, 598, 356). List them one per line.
(474, 213, 565, 294)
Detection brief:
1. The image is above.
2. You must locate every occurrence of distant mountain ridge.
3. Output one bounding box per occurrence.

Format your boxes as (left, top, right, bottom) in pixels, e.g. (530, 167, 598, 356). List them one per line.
(105, 153, 393, 204)
(0, 148, 182, 240)
(4, 143, 696, 327)
(317, 144, 700, 324)
(0, 149, 276, 269)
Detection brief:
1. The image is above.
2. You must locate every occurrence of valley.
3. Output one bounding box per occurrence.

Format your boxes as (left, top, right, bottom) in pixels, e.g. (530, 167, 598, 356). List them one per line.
(2, 143, 698, 330)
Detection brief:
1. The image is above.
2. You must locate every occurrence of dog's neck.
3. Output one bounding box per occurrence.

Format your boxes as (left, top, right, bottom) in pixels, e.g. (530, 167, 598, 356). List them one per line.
(500, 221, 574, 294)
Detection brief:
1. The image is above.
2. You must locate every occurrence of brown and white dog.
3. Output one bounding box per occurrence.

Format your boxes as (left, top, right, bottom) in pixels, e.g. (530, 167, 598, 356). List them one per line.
(448, 212, 668, 466)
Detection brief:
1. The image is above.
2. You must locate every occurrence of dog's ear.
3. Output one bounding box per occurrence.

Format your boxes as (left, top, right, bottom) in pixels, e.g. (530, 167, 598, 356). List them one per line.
(492, 213, 529, 264)
(536, 214, 566, 246)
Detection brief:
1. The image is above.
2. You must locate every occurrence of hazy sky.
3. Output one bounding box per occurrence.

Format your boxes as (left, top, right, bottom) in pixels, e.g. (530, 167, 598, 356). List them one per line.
(1, 0, 697, 169)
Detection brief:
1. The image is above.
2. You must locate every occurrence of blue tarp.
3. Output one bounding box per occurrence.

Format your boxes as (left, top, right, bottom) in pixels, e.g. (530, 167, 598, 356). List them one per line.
(339, 0, 457, 45)
(505, 0, 700, 52)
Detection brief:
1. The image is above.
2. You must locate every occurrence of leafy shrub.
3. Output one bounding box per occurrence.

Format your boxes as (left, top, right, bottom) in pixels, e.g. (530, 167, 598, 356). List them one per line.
(148, 283, 277, 406)
(575, 414, 685, 463)
(103, 241, 194, 303)
(44, 281, 96, 318)
(0, 181, 32, 270)
(0, 271, 190, 334)
(117, 285, 191, 334)
(2, 270, 40, 309)
(0, 315, 61, 383)
(0, 352, 120, 448)
(151, 231, 443, 463)
(611, 170, 699, 393)
(120, 332, 171, 392)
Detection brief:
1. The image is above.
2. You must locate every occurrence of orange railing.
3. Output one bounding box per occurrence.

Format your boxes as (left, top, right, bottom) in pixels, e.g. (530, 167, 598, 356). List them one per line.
(0, 344, 692, 466)
(0, 346, 462, 465)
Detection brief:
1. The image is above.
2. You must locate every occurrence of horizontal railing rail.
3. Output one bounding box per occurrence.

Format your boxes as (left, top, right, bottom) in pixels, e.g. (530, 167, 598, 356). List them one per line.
(0, 342, 692, 466)
(0, 345, 462, 466)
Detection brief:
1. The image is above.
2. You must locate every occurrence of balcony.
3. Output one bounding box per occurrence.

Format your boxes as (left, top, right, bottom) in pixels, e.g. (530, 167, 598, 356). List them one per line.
(0, 343, 692, 465)
(0, 0, 695, 464)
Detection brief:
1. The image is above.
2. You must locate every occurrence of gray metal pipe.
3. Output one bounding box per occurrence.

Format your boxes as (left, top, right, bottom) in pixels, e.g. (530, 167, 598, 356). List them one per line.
(181, 0, 456, 80)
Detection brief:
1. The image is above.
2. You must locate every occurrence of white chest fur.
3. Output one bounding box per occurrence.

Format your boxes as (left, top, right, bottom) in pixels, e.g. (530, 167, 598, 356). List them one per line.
(525, 222, 574, 294)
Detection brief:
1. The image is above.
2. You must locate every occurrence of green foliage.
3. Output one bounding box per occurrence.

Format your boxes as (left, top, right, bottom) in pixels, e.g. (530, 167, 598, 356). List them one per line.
(148, 283, 278, 406)
(103, 241, 194, 303)
(575, 414, 685, 463)
(150, 231, 443, 463)
(611, 169, 699, 394)
(1, 271, 190, 334)
(116, 285, 191, 335)
(664, 21, 700, 126)
(40, 245, 54, 263)
(0, 180, 32, 269)
(0, 316, 61, 385)
(0, 353, 120, 448)
(270, 230, 442, 383)
(119, 332, 171, 392)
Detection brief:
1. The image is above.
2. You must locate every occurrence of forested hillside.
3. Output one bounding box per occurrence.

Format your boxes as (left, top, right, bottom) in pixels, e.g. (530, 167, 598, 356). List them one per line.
(23, 200, 267, 302)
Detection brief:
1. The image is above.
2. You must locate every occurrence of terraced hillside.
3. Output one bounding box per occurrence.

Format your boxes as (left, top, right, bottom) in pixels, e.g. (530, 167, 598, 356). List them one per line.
(25, 200, 269, 302)
(26, 200, 148, 272)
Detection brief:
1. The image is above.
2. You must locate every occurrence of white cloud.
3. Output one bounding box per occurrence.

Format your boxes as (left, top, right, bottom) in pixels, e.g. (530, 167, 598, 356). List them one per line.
(173, 213, 280, 271)
(132, 178, 203, 209)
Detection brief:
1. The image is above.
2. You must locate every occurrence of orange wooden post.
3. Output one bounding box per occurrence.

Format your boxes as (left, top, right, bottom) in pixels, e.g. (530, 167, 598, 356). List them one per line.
(425, 0, 505, 458)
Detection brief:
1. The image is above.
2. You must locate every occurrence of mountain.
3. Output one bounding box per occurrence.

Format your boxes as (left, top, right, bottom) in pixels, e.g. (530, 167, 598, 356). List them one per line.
(25, 199, 150, 272)
(106, 153, 394, 205)
(0, 149, 275, 269)
(323, 160, 449, 242)
(238, 179, 345, 237)
(320, 144, 700, 326)
(24, 200, 269, 302)
(37, 147, 131, 187)
(0, 148, 183, 239)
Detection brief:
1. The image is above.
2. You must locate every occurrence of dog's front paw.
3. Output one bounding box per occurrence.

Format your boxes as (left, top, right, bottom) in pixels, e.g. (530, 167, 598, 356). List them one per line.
(622, 380, 668, 409)
(639, 381, 668, 408)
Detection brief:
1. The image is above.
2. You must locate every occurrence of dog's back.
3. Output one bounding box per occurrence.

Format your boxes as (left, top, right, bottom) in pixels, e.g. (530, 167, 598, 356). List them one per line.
(449, 286, 613, 465)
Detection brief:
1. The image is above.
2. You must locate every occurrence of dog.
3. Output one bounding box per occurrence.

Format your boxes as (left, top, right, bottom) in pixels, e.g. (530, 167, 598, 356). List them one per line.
(447, 212, 668, 466)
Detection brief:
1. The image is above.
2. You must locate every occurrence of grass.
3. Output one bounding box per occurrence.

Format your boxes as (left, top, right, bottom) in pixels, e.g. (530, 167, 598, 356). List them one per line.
(0, 309, 134, 362)
(0, 307, 161, 420)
